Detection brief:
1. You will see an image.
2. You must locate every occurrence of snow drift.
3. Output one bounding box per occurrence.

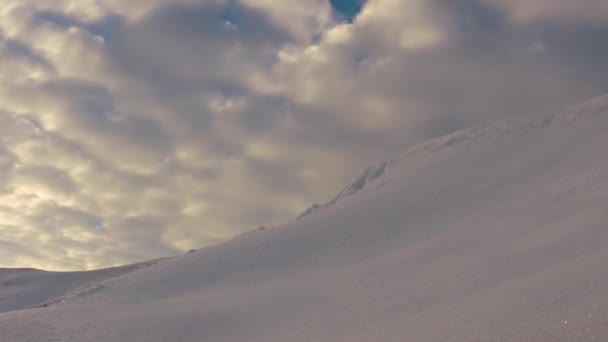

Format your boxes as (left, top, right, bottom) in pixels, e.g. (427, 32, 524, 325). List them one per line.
(2, 94, 608, 341)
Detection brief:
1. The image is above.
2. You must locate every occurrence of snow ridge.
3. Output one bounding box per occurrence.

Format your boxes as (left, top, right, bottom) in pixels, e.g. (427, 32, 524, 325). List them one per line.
(299, 93, 608, 218)
(299, 160, 391, 218)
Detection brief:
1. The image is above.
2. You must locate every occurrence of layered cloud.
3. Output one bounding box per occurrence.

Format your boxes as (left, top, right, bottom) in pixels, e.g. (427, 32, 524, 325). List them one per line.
(1, 0, 607, 270)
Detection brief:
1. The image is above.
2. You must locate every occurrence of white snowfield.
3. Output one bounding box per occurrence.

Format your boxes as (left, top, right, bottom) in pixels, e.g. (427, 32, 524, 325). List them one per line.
(2, 94, 608, 341)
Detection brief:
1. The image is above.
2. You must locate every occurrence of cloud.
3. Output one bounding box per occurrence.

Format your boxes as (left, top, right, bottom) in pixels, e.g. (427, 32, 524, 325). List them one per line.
(480, 0, 608, 25)
(0, 0, 607, 270)
(238, 0, 333, 41)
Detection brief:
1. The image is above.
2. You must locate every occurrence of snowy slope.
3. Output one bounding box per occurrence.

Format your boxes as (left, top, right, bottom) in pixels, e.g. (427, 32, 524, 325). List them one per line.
(2, 94, 608, 341)
(0, 260, 166, 313)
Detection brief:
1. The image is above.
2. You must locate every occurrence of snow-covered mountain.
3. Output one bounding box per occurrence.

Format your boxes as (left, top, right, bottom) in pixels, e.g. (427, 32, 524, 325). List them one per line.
(2, 94, 608, 341)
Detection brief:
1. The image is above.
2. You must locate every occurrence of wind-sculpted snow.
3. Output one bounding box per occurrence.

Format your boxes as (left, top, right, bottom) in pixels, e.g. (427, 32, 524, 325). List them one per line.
(2, 94, 608, 341)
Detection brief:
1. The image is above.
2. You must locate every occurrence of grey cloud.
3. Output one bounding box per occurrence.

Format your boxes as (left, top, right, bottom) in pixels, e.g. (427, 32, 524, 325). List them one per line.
(15, 166, 78, 197)
(33, 10, 126, 41)
(0, 149, 16, 194)
(105, 2, 289, 87)
(0, 240, 40, 268)
(10, 78, 173, 172)
(0, 148, 16, 170)
(478, 0, 608, 25)
(0, 31, 55, 73)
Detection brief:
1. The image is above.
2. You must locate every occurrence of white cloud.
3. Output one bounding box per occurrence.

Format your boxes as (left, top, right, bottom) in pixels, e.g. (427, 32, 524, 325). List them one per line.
(238, 0, 333, 42)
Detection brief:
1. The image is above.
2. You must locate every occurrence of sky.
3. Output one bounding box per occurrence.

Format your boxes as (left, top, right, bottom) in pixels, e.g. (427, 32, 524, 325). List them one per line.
(1, 0, 607, 271)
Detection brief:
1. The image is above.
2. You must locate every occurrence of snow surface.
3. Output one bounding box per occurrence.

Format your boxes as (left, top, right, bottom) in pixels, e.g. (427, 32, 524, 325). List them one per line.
(0, 260, 166, 313)
(2, 94, 608, 341)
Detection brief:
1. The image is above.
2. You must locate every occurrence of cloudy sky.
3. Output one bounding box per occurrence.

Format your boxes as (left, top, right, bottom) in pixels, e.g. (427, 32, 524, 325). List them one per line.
(1, 0, 607, 271)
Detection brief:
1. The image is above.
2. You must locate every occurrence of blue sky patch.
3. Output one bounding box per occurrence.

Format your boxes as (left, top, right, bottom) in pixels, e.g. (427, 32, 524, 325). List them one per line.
(92, 218, 104, 229)
(330, 0, 366, 22)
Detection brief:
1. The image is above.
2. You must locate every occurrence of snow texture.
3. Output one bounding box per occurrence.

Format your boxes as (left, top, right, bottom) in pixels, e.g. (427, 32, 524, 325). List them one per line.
(299, 160, 391, 218)
(2, 94, 608, 341)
